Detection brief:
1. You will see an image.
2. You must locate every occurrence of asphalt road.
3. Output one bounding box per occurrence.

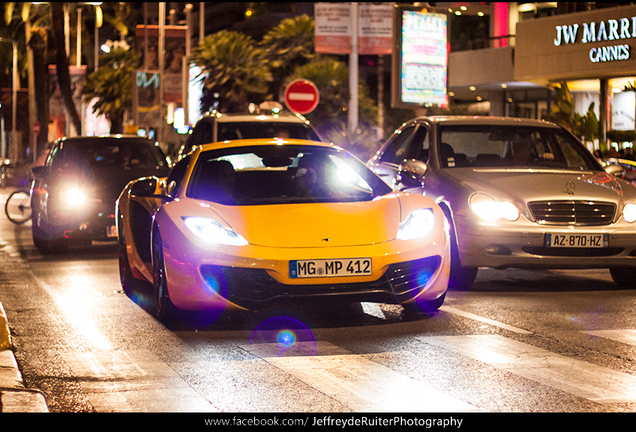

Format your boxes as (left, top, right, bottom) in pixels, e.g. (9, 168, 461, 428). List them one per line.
(0, 189, 634, 424)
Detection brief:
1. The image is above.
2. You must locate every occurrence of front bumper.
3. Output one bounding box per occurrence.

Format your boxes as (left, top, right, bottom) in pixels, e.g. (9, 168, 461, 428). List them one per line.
(199, 255, 443, 308)
(46, 199, 118, 241)
(159, 226, 450, 311)
(457, 219, 636, 269)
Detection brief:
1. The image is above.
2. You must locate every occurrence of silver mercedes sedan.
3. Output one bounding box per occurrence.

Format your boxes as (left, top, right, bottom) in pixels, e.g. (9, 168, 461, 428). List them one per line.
(367, 116, 636, 289)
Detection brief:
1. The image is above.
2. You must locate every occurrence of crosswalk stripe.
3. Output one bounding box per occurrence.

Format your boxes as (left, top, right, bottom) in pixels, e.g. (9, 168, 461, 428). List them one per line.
(417, 334, 636, 403)
(581, 329, 636, 346)
(246, 341, 477, 412)
(440, 305, 532, 334)
(62, 350, 216, 412)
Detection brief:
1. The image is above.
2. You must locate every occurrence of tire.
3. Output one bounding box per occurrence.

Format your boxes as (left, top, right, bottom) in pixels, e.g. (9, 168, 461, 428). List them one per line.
(441, 206, 478, 290)
(609, 267, 636, 288)
(118, 236, 150, 296)
(31, 215, 68, 254)
(5, 190, 32, 224)
(401, 292, 446, 314)
(151, 230, 177, 321)
(449, 265, 478, 290)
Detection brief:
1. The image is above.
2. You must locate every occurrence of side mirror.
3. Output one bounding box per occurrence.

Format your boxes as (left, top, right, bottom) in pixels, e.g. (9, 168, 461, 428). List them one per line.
(604, 163, 624, 177)
(397, 159, 427, 189)
(130, 177, 159, 196)
(30, 165, 47, 178)
(129, 177, 173, 201)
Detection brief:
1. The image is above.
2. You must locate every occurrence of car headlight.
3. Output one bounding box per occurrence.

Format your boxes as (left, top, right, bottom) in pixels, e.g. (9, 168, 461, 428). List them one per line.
(65, 188, 87, 207)
(469, 193, 519, 222)
(623, 203, 636, 223)
(397, 208, 436, 240)
(183, 217, 248, 246)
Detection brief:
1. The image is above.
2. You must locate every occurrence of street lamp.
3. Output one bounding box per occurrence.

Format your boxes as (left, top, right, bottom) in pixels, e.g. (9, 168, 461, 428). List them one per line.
(0, 37, 18, 160)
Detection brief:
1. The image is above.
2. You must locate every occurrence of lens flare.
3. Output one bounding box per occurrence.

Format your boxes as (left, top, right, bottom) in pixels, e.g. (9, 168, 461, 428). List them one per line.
(248, 316, 317, 357)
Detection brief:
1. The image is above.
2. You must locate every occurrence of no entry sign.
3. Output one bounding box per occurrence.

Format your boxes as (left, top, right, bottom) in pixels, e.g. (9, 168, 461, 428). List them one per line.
(284, 79, 319, 114)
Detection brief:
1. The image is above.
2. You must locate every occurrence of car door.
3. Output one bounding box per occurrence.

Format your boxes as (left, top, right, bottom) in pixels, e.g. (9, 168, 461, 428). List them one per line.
(31, 140, 62, 226)
(368, 121, 429, 188)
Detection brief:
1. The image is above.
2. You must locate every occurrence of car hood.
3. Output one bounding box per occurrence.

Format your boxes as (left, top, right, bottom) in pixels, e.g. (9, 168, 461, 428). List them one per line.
(444, 168, 633, 205)
(209, 195, 402, 248)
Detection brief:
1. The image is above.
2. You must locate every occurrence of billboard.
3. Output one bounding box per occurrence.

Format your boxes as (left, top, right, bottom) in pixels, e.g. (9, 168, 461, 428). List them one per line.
(392, 5, 449, 109)
(314, 2, 393, 55)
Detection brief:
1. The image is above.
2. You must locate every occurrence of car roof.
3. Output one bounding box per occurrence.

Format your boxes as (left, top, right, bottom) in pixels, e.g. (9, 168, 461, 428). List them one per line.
(57, 134, 157, 143)
(194, 138, 338, 153)
(196, 111, 311, 125)
(409, 115, 561, 128)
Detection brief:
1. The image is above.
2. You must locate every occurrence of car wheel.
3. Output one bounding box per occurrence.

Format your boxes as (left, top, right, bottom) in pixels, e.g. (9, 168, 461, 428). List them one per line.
(401, 292, 446, 314)
(441, 206, 478, 290)
(151, 229, 177, 321)
(32, 217, 68, 254)
(609, 267, 636, 288)
(118, 236, 150, 296)
(449, 264, 478, 290)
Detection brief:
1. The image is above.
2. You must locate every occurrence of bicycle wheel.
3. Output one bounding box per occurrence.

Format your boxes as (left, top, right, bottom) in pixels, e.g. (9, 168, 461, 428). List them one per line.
(5, 190, 32, 224)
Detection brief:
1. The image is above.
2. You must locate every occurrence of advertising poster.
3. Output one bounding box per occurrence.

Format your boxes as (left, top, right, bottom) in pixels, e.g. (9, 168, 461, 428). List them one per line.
(314, 3, 352, 54)
(397, 9, 449, 108)
(359, 3, 393, 55)
(134, 25, 187, 132)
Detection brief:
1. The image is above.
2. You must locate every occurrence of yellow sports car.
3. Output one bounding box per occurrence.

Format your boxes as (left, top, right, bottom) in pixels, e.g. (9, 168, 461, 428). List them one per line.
(116, 139, 450, 320)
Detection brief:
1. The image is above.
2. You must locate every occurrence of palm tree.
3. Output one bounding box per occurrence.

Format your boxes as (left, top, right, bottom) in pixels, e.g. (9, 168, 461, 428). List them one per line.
(191, 30, 272, 113)
(83, 47, 137, 134)
(50, 2, 81, 135)
(260, 15, 316, 100)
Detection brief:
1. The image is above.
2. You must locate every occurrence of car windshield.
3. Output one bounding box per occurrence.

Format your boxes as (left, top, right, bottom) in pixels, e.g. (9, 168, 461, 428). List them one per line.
(438, 125, 601, 171)
(187, 145, 392, 205)
(218, 121, 320, 141)
(56, 138, 168, 170)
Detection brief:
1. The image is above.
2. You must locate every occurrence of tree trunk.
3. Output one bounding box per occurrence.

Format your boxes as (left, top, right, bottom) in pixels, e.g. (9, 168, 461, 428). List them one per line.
(50, 3, 82, 135)
(28, 28, 49, 154)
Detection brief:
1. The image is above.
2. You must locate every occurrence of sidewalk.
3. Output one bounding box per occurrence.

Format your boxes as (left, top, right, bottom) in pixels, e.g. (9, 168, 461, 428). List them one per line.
(0, 186, 48, 412)
(0, 297, 48, 412)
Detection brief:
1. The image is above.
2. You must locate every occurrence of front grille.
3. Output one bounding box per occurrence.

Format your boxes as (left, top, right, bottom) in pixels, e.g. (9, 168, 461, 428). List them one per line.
(528, 200, 616, 226)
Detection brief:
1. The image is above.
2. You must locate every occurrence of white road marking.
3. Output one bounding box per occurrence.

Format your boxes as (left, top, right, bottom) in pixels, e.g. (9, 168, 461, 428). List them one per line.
(246, 341, 477, 412)
(581, 329, 636, 347)
(62, 349, 216, 412)
(440, 305, 533, 334)
(417, 334, 636, 403)
(361, 302, 386, 319)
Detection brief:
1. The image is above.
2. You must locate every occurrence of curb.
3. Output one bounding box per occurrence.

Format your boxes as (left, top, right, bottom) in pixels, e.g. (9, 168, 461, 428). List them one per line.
(0, 303, 48, 412)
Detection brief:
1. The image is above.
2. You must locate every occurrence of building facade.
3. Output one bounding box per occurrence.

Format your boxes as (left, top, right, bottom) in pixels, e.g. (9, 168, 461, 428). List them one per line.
(447, 2, 636, 153)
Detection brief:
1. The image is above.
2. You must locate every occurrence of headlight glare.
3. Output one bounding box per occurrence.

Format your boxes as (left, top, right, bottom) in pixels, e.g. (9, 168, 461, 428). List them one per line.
(469, 194, 519, 222)
(397, 208, 435, 240)
(66, 188, 86, 207)
(623, 203, 636, 223)
(184, 217, 248, 246)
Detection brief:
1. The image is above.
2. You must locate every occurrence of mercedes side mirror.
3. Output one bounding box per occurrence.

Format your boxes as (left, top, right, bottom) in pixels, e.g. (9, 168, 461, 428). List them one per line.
(397, 159, 427, 189)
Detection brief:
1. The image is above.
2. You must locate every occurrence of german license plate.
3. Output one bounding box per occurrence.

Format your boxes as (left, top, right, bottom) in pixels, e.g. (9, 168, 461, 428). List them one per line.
(545, 233, 608, 248)
(290, 258, 372, 278)
(107, 225, 118, 237)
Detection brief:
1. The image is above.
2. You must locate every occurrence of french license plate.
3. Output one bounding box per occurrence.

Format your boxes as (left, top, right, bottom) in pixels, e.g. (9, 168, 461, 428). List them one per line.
(545, 233, 608, 248)
(107, 225, 118, 238)
(290, 258, 372, 278)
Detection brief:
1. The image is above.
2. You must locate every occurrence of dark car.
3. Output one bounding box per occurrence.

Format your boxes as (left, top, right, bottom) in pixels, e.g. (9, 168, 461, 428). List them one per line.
(367, 116, 636, 289)
(175, 111, 322, 161)
(31, 135, 171, 253)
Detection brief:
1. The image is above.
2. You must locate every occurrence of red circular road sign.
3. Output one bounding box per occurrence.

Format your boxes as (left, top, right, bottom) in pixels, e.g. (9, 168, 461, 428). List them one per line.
(284, 79, 319, 114)
(33, 121, 40, 135)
